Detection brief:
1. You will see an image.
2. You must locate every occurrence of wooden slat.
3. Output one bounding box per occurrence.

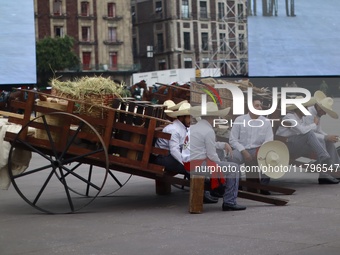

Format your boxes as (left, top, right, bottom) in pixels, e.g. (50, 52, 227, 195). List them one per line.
(238, 190, 288, 206)
(239, 180, 296, 195)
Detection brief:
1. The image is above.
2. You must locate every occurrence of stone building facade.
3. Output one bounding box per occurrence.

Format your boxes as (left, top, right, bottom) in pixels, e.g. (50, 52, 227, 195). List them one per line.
(131, 0, 248, 76)
(34, 0, 135, 84)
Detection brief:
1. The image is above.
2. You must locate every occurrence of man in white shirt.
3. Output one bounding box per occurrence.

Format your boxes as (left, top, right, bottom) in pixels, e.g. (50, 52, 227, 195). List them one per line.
(154, 103, 191, 179)
(276, 99, 339, 184)
(190, 102, 246, 211)
(303, 91, 340, 168)
(229, 96, 273, 191)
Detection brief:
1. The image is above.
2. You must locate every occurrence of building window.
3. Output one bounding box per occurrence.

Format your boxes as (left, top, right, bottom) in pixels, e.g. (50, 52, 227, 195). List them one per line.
(54, 26, 64, 37)
(201, 32, 209, 51)
(219, 33, 226, 52)
(158, 60, 166, 70)
(218, 2, 225, 19)
(237, 3, 244, 19)
(53, 0, 62, 15)
(157, 33, 164, 52)
(108, 2, 116, 17)
(81, 26, 90, 41)
(109, 52, 118, 70)
(82, 52, 91, 70)
(155, 1, 162, 13)
(184, 32, 191, 50)
(184, 57, 192, 68)
(81, 1, 89, 16)
(182, 0, 189, 18)
(239, 34, 245, 52)
(202, 58, 209, 68)
(108, 27, 117, 42)
(200, 1, 208, 19)
(131, 5, 136, 24)
(132, 38, 138, 57)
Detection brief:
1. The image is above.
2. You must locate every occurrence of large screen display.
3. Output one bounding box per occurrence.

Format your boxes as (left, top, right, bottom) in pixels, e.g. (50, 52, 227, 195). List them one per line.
(248, 0, 340, 76)
(0, 0, 36, 85)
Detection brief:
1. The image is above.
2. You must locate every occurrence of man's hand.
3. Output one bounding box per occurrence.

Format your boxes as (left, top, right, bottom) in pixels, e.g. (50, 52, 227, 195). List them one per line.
(241, 150, 252, 162)
(325, 135, 339, 143)
(225, 143, 233, 159)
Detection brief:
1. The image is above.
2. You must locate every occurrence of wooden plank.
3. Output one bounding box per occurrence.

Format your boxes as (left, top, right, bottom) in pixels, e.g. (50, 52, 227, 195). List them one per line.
(189, 175, 205, 214)
(238, 190, 288, 206)
(239, 180, 296, 195)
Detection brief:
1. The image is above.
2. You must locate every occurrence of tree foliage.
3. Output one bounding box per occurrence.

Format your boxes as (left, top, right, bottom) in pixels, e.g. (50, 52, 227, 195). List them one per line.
(36, 36, 79, 74)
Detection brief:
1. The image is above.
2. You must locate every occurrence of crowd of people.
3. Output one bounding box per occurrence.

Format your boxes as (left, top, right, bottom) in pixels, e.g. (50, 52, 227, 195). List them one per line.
(153, 90, 340, 212)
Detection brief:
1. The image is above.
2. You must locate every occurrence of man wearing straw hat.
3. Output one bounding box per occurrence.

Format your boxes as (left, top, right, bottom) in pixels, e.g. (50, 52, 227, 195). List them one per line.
(303, 91, 340, 170)
(276, 96, 339, 184)
(189, 102, 246, 211)
(154, 102, 191, 179)
(229, 96, 274, 194)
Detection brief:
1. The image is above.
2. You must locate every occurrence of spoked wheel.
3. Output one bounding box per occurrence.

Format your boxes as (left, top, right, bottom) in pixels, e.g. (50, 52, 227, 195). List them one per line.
(66, 165, 132, 197)
(7, 112, 109, 214)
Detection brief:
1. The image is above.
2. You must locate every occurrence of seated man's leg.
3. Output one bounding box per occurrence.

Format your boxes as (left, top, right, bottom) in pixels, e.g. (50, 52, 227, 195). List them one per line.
(218, 162, 240, 205)
(288, 132, 330, 163)
(154, 155, 189, 178)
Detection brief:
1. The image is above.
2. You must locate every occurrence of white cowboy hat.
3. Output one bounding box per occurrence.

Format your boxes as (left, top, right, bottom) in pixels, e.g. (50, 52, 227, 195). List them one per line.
(163, 100, 188, 111)
(257, 141, 290, 179)
(190, 102, 230, 117)
(166, 102, 191, 118)
(286, 96, 316, 111)
(313, 91, 338, 119)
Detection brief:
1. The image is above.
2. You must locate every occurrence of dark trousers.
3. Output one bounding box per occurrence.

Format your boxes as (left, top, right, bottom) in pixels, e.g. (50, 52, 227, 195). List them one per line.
(153, 154, 190, 179)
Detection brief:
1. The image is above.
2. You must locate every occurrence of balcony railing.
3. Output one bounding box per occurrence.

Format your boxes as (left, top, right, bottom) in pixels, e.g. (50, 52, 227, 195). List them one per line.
(70, 63, 140, 72)
(76, 14, 96, 20)
(103, 40, 123, 45)
(49, 13, 68, 19)
(102, 15, 123, 21)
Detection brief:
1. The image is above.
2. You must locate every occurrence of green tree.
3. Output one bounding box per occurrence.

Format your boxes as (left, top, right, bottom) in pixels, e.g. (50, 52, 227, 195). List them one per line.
(36, 36, 79, 86)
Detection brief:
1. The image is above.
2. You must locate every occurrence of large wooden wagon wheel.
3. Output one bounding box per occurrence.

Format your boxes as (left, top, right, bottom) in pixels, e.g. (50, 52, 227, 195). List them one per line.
(7, 112, 109, 214)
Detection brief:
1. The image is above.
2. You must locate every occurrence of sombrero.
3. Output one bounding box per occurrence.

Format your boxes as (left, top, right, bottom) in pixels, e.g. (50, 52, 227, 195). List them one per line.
(286, 96, 316, 111)
(190, 102, 230, 117)
(165, 102, 191, 118)
(257, 141, 290, 179)
(163, 100, 188, 111)
(314, 90, 338, 119)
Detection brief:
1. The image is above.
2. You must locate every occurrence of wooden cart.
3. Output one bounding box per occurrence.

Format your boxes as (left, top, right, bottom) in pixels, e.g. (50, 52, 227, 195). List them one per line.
(3, 90, 290, 214)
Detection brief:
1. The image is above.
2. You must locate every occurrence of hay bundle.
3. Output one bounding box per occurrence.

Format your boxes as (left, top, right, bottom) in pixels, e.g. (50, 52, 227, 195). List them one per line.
(51, 76, 129, 134)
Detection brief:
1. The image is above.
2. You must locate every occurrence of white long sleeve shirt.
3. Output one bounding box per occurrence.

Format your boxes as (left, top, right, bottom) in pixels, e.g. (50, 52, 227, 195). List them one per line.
(155, 119, 187, 164)
(303, 106, 327, 140)
(276, 111, 317, 137)
(190, 119, 221, 162)
(229, 114, 273, 151)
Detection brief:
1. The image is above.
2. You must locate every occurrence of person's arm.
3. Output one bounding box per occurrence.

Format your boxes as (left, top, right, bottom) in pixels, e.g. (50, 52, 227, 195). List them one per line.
(205, 129, 221, 162)
(229, 117, 246, 152)
(169, 131, 184, 164)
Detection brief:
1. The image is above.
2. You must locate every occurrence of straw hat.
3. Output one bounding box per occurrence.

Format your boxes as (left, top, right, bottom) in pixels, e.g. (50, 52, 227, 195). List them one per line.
(166, 102, 191, 118)
(257, 141, 290, 179)
(190, 102, 230, 117)
(286, 96, 316, 111)
(163, 100, 188, 111)
(314, 90, 338, 119)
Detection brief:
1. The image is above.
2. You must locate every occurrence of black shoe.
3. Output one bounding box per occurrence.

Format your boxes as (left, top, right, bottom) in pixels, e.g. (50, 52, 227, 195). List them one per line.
(203, 191, 219, 204)
(318, 174, 339, 184)
(260, 190, 271, 195)
(222, 203, 246, 211)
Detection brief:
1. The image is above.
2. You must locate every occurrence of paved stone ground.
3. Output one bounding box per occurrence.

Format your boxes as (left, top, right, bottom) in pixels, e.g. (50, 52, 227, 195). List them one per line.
(248, 0, 340, 76)
(1, 99, 340, 255)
